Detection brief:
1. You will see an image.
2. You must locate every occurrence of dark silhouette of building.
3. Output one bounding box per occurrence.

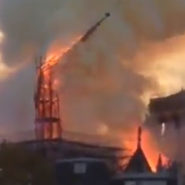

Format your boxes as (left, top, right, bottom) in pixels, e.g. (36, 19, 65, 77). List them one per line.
(55, 158, 110, 185)
(147, 90, 185, 129)
(124, 127, 152, 173)
(111, 127, 179, 185)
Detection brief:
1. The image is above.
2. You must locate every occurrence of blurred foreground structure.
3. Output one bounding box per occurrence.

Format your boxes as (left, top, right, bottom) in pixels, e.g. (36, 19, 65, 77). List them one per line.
(21, 138, 123, 171)
(17, 127, 180, 185)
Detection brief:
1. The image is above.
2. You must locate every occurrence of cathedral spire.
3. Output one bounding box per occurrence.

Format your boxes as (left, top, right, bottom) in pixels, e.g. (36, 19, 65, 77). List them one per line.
(157, 153, 163, 172)
(137, 126, 142, 148)
(125, 126, 152, 173)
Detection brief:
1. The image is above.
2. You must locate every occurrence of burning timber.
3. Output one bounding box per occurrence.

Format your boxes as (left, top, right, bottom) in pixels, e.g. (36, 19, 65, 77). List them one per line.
(28, 11, 124, 177)
(34, 13, 110, 140)
(18, 127, 179, 185)
(15, 11, 181, 185)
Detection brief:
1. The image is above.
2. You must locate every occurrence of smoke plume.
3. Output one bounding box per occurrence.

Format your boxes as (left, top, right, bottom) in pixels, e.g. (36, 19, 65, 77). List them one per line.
(0, 0, 185, 157)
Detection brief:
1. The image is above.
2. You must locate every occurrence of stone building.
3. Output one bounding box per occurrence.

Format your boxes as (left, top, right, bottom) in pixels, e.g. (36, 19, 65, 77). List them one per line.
(147, 90, 185, 129)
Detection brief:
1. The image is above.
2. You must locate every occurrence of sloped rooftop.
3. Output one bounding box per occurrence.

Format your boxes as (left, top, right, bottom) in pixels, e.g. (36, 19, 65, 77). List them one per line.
(124, 127, 152, 173)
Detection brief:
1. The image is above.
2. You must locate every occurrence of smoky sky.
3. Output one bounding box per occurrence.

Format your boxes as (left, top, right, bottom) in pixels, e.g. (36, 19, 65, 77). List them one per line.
(0, 0, 185, 146)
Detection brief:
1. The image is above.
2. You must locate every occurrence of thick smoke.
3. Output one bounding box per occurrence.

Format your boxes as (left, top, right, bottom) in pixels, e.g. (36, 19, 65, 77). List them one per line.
(0, 0, 185, 151)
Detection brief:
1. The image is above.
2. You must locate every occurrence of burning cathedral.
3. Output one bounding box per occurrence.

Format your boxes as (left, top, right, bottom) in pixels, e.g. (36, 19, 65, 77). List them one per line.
(112, 127, 179, 185)
(23, 12, 182, 185)
(2, 9, 182, 185)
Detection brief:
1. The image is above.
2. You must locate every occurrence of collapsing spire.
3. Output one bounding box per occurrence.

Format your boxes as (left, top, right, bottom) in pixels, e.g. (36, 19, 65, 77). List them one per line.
(33, 13, 111, 140)
(34, 58, 62, 140)
(80, 12, 110, 42)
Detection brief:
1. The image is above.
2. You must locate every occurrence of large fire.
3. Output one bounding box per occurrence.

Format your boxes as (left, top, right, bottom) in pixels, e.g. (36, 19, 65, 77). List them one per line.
(42, 36, 82, 71)
(123, 126, 169, 172)
(35, 36, 82, 140)
(42, 37, 170, 168)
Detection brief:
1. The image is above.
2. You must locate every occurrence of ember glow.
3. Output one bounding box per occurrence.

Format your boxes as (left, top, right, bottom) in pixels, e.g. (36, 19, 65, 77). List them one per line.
(123, 127, 169, 172)
(34, 35, 84, 139)
(1, 0, 185, 167)
(42, 36, 82, 70)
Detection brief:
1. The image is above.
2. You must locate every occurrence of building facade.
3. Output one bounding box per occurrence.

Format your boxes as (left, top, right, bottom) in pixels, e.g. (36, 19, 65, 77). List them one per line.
(146, 90, 185, 129)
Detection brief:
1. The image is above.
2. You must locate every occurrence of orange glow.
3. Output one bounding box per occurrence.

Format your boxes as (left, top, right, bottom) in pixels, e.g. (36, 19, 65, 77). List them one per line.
(123, 126, 169, 172)
(42, 36, 82, 71)
(36, 36, 82, 140)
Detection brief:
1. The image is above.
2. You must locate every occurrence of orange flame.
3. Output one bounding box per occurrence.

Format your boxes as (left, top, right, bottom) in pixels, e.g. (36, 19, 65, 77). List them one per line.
(37, 36, 82, 139)
(123, 126, 169, 172)
(42, 36, 82, 70)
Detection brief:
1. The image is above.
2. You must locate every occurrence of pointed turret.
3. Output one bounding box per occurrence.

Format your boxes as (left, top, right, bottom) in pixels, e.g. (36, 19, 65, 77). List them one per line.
(125, 126, 152, 173)
(157, 154, 163, 172)
(137, 126, 142, 148)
